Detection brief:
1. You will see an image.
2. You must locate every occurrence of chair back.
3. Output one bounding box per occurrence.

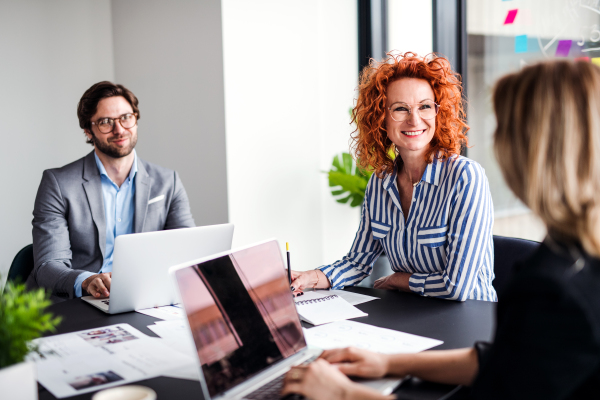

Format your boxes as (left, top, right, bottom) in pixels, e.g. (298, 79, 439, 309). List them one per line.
(8, 244, 34, 284)
(493, 235, 539, 296)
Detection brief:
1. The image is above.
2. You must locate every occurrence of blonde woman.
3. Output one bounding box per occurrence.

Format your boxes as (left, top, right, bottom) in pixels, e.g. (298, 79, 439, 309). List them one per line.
(282, 60, 600, 399)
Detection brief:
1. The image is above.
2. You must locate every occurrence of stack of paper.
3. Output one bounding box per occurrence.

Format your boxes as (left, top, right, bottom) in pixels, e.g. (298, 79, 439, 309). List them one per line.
(26, 324, 195, 398)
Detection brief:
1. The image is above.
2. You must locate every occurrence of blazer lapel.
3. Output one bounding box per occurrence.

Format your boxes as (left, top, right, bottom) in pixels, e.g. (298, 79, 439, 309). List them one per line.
(82, 151, 106, 259)
(134, 159, 151, 233)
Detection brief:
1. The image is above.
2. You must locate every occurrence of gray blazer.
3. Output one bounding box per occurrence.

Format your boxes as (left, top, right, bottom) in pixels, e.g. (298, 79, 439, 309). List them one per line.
(28, 151, 195, 298)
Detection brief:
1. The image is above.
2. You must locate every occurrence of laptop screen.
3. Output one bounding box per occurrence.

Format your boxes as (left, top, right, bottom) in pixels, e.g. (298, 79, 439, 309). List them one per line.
(174, 240, 306, 397)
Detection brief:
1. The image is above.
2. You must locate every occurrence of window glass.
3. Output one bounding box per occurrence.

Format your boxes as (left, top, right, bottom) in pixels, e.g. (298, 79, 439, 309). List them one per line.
(467, 0, 600, 240)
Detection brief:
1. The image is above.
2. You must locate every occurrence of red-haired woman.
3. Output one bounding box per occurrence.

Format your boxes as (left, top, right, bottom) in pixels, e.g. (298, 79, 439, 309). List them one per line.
(291, 53, 496, 302)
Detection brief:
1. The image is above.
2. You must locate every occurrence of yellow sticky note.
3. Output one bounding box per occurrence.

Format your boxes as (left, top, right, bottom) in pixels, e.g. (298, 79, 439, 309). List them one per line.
(592, 57, 600, 67)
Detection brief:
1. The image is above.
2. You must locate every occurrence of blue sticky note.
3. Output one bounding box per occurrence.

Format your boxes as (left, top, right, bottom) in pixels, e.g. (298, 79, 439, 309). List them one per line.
(515, 35, 528, 53)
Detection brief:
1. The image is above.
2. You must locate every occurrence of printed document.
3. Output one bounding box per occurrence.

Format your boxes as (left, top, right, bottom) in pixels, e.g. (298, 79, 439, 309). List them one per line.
(27, 324, 194, 398)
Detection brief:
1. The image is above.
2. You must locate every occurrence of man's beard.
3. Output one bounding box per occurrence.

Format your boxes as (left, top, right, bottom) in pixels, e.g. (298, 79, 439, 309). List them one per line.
(91, 133, 137, 159)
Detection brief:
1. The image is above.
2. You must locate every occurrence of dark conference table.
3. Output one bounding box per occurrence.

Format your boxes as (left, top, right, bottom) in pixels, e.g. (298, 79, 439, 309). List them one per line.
(39, 287, 496, 400)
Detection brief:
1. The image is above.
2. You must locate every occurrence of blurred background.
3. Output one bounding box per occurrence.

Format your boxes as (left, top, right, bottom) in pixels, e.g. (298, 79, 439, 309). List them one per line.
(3, 0, 594, 284)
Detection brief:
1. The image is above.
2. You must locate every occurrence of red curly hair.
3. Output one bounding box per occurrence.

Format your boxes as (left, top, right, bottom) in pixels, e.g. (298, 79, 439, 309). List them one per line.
(352, 52, 469, 178)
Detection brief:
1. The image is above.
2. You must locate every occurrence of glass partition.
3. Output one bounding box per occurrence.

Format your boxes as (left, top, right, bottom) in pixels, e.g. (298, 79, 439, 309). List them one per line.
(466, 0, 600, 239)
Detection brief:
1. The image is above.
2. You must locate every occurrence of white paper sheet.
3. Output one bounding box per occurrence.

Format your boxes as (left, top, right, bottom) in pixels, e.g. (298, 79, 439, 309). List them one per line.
(331, 290, 379, 306)
(146, 320, 200, 381)
(136, 304, 185, 320)
(162, 363, 200, 381)
(27, 324, 195, 398)
(146, 320, 196, 358)
(304, 320, 443, 354)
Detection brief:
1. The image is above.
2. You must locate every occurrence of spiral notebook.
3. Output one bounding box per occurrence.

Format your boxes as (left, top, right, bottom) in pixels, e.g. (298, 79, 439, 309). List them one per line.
(295, 293, 367, 325)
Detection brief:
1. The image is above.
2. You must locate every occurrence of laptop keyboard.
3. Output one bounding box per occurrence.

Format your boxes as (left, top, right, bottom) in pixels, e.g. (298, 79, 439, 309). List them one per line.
(101, 300, 110, 305)
(243, 355, 317, 400)
(244, 374, 287, 400)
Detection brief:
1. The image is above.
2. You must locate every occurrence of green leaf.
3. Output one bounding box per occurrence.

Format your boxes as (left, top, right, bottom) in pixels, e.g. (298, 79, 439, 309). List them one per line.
(326, 152, 372, 208)
(0, 281, 62, 368)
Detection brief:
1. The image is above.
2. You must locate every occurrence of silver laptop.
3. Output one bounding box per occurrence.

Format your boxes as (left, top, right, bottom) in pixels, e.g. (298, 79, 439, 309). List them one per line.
(82, 224, 234, 314)
(170, 239, 400, 400)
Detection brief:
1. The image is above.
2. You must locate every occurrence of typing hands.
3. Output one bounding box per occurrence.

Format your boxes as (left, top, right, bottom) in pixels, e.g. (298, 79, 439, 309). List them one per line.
(281, 359, 355, 400)
(281, 348, 395, 400)
(82, 272, 112, 298)
(321, 347, 390, 378)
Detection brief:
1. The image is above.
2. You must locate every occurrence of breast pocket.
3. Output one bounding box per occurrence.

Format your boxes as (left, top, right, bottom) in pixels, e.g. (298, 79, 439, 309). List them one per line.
(418, 224, 448, 248)
(371, 220, 392, 240)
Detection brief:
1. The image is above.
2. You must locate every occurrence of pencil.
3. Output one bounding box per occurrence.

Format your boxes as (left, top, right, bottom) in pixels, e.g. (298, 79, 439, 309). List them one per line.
(286, 242, 292, 285)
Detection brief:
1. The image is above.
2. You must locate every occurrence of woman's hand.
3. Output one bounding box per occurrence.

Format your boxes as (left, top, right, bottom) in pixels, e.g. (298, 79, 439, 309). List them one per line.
(290, 270, 331, 294)
(321, 347, 390, 379)
(373, 272, 412, 291)
(281, 359, 392, 400)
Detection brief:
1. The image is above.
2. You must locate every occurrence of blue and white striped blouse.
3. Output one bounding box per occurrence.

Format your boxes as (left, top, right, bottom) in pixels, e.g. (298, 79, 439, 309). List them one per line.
(319, 155, 497, 302)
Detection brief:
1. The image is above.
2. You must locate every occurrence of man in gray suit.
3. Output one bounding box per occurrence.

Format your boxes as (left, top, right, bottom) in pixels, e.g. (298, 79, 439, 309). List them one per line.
(29, 81, 195, 299)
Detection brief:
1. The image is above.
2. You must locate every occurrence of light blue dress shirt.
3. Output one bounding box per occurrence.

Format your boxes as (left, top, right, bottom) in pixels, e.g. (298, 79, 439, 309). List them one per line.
(73, 151, 138, 297)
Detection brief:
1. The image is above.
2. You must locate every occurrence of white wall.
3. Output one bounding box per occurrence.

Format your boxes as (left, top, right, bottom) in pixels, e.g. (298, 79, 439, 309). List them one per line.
(222, 0, 361, 270)
(0, 0, 115, 283)
(111, 0, 229, 226)
(0, 0, 228, 286)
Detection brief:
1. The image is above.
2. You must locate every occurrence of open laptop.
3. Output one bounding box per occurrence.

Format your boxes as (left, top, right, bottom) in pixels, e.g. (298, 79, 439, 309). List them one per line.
(170, 239, 401, 400)
(82, 224, 234, 314)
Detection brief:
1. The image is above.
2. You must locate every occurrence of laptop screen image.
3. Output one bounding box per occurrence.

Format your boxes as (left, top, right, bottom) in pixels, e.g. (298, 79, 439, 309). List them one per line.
(174, 241, 306, 398)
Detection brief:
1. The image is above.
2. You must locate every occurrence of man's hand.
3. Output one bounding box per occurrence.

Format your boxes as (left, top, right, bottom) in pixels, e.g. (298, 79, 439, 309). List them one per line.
(82, 272, 112, 298)
(321, 347, 390, 379)
(373, 272, 412, 291)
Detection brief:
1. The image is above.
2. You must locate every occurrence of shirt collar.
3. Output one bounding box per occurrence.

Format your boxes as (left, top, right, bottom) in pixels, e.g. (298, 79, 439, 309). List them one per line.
(422, 156, 441, 186)
(94, 150, 138, 183)
(382, 154, 446, 189)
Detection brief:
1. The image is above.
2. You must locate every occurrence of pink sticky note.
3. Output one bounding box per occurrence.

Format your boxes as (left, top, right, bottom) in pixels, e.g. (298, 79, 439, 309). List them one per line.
(575, 57, 590, 62)
(504, 9, 518, 24)
(555, 40, 572, 57)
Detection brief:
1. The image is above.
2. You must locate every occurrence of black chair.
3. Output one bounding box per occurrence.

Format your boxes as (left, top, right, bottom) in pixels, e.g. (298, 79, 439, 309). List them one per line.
(7, 244, 34, 284)
(493, 235, 540, 296)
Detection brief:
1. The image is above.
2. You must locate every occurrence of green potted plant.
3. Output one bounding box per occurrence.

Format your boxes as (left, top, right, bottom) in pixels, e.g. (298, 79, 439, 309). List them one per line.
(0, 281, 61, 397)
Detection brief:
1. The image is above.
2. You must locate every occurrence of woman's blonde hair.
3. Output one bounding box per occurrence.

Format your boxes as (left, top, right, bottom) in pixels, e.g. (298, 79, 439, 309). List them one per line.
(493, 60, 600, 257)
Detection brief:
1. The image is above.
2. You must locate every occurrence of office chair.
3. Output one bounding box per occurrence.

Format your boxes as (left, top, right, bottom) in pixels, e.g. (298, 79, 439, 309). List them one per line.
(7, 244, 34, 284)
(493, 235, 540, 297)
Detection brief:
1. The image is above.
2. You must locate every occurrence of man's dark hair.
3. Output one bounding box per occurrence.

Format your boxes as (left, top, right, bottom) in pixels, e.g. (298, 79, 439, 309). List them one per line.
(77, 81, 140, 145)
